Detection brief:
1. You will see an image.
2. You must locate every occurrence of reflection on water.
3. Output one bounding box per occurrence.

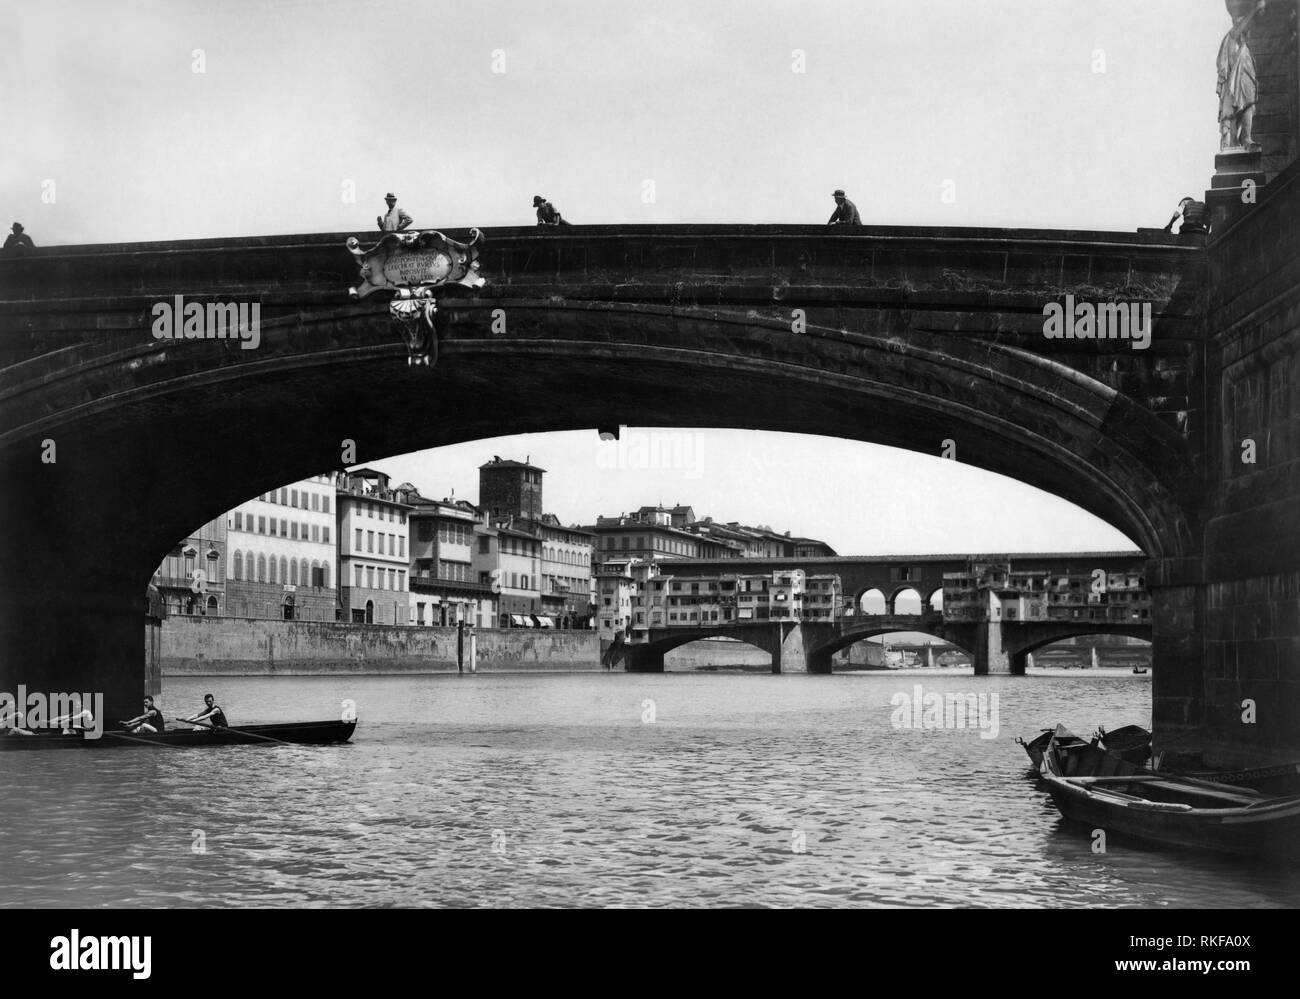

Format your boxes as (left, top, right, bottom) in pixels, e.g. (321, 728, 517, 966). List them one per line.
(2, 670, 1297, 908)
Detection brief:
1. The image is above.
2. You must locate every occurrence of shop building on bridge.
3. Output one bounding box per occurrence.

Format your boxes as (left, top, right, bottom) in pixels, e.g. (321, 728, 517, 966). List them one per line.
(942, 561, 1151, 625)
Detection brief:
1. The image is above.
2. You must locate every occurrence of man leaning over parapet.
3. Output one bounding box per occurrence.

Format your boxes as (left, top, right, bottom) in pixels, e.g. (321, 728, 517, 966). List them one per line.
(827, 189, 861, 225)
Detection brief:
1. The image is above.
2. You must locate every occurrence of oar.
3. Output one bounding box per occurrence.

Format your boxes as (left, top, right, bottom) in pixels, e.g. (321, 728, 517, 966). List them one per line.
(171, 717, 291, 746)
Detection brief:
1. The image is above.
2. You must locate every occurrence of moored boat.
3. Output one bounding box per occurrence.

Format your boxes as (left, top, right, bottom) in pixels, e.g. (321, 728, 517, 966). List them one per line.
(1096, 724, 1152, 766)
(0, 718, 356, 750)
(1016, 729, 1056, 769)
(1040, 725, 1300, 862)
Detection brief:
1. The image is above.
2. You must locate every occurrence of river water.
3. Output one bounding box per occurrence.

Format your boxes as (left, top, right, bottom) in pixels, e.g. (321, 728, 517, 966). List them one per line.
(2, 669, 1297, 908)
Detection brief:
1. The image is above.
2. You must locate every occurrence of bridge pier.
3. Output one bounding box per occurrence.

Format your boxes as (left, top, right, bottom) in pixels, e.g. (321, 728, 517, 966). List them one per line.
(624, 644, 665, 673)
(0, 583, 144, 729)
(971, 622, 1010, 675)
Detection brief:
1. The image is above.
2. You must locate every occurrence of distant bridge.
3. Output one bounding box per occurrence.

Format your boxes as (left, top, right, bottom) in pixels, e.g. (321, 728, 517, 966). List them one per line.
(619, 611, 1151, 675)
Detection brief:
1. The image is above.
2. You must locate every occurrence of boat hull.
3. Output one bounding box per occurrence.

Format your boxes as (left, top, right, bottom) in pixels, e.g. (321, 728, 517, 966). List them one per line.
(1042, 776, 1300, 861)
(1041, 726, 1300, 862)
(0, 719, 356, 749)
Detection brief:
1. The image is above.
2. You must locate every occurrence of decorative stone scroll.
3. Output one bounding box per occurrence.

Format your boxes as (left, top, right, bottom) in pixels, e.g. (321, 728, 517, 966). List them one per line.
(346, 228, 487, 366)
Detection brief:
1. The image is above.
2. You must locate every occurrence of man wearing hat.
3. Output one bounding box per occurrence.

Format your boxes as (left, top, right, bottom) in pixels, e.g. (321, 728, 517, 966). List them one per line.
(377, 193, 413, 232)
(3, 223, 35, 250)
(827, 190, 861, 226)
(533, 195, 570, 226)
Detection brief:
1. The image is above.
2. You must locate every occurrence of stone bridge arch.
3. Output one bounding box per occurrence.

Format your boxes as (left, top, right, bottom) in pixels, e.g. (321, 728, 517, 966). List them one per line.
(1005, 624, 1154, 673)
(0, 225, 1204, 720)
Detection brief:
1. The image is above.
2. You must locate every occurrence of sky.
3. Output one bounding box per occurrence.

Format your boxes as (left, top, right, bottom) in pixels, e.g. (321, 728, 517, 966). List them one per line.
(5, 0, 1235, 554)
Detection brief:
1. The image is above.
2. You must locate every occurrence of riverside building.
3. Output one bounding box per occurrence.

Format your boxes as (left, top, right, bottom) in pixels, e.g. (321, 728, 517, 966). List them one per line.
(407, 491, 497, 627)
(152, 514, 226, 617)
(225, 474, 337, 621)
(335, 468, 413, 625)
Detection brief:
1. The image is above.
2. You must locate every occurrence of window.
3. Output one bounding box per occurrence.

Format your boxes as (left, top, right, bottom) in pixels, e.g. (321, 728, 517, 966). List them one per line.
(270, 519, 278, 537)
(290, 559, 298, 586)
(355, 528, 363, 551)
(399, 537, 405, 557)
(354, 565, 362, 587)
(291, 489, 299, 508)
(280, 488, 288, 505)
(292, 523, 299, 540)
(321, 563, 330, 588)
(366, 567, 374, 588)
(323, 526, 330, 544)
(521, 575, 528, 589)
(311, 494, 319, 512)
(280, 556, 287, 582)
(280, 518, 287, 536)
(311, 524, 319, 542)
(234, 512, 243, 531)
(257, 554, 267, 582)
(367, 532, 374, 552)
(322, 496, 330, 514)
(269, 557, 277, 584)
(233, 551, 243, 580)
(257, 515, 265, 534)
(479, 537, 490, 554)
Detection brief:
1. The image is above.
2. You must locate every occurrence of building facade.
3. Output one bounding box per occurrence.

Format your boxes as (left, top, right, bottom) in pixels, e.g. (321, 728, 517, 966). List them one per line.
(477, 456, 595, 628)
(225, 474, 337, 621)
(336, 468, 412, 625)
(153, 514, 226, 618)
(942, 561, 1152, 625)
(601, 558, 842, 641)
(407, 492, 497, 627)
(589, 506, 836, 569)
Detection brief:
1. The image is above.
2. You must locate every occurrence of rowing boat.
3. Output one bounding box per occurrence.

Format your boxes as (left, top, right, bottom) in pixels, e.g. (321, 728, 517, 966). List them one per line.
(1095, 724, 1152, 766)
(1040, 725, 1300, 861)
(0, 719, 356, 750)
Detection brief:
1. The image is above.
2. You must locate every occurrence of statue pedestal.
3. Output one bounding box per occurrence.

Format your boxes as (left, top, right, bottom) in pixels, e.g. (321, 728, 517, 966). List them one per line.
(1205, 148, 1267, 231)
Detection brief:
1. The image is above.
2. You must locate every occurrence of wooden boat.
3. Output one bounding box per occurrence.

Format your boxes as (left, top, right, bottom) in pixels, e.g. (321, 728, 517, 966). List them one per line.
(0, 719, 356, 750)
(1131, 666, 1149, 674)
(1040, 725, 1300, 861)
(1019, 728, 1133, 770)
(1178, 760, 1300, 796)
(1095, 724, 1152, 766)
(1016, 729, 1056, 768)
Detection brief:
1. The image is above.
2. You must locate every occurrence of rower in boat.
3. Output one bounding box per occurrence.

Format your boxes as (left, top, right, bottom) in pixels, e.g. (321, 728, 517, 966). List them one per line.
(50, 695, 95, 734)
(181, 693, 228, 730)
(0, 706, 34, 736)
(122, 696, 165, 734)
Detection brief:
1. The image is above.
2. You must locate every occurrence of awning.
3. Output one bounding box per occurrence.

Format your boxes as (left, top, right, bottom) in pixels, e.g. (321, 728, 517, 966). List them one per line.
(510, 614, 530, 627)
(537, 617, 554, 628)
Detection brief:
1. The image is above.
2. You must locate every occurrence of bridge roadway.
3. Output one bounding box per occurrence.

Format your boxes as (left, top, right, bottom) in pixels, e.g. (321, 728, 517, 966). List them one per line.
(620, 613, 1152, 675)
(0, 192, 1297, 766)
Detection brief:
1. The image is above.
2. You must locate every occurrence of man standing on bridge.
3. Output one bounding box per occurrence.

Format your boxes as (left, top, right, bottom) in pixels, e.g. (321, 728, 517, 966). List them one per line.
(377, 193, 413, 232)
(3, 223, 34, 250)
(827, 190, 861, 226)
